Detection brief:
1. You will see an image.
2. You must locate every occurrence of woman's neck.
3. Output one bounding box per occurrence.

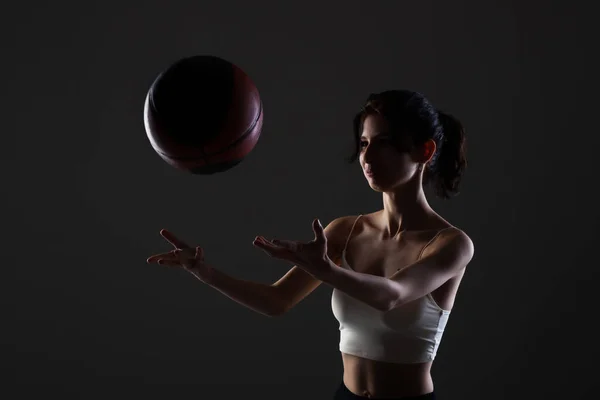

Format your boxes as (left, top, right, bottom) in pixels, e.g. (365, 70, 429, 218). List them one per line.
(379, 184, 433, 238)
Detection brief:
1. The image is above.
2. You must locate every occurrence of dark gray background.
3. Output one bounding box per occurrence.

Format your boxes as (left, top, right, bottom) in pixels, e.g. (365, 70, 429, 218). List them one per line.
(4, 1, 597, 399)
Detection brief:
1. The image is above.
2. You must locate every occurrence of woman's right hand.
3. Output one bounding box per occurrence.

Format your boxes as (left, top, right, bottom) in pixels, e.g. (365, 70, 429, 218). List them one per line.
(146, 229, 212, 281)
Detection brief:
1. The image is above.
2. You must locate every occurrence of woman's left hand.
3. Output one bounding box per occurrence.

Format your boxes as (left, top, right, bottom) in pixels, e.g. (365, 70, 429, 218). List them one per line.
(253, 218, 334, 278)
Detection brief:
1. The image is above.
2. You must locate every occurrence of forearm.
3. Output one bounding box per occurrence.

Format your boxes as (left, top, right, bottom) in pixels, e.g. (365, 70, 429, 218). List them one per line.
(319, 260, 400, 312)
(194, 266, 285, 317)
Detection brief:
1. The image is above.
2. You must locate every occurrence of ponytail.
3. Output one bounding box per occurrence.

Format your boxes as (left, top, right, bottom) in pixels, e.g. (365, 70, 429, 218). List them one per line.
(431, 111, 467, 199)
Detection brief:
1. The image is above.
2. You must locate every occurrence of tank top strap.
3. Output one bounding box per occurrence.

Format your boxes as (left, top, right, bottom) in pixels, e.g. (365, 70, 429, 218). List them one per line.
(342, 214, 363, 254)
(416, 226, 455, 260)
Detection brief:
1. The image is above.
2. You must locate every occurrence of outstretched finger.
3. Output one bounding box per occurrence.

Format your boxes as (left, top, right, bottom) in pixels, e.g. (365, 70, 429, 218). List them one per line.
(147, 250, 177, 263)
(160, 229, 190, 249)
(253, 238, 289, 256)
(271, 238, 296, 248)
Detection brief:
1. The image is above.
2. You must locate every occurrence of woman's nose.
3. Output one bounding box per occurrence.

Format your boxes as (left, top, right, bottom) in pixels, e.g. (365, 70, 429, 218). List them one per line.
(363, 147, 376, 163)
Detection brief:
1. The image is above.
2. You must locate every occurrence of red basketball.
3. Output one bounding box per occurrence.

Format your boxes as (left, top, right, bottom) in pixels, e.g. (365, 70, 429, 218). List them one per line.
(143, 55, 264, 174)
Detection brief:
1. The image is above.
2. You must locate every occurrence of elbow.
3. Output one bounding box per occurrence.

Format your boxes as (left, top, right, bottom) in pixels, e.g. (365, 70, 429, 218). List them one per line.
(267, 305, 288, 317)
(380, 300, 397, 313)
(374, 297, 395, 312)
(266, 294, 291, 317)
(380, 292, 403, 312)
(378, 281, 403, 312)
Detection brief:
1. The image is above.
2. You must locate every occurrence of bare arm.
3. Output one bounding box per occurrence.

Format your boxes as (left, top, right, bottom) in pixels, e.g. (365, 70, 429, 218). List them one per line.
(197, 267, 286, 317)
(193, 216, 351, 317)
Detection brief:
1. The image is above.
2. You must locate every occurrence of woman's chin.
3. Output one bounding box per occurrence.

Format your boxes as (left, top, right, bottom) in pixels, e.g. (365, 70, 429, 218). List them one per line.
(366, 177, 387, 192)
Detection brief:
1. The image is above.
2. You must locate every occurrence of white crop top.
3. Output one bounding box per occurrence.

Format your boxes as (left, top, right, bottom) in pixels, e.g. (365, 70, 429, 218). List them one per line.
(331, 215, 452, 364)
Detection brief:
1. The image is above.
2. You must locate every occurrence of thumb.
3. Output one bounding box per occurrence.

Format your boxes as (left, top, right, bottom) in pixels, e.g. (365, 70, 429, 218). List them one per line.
(195, 246, 204, 260)
(313, 218, 326, 242)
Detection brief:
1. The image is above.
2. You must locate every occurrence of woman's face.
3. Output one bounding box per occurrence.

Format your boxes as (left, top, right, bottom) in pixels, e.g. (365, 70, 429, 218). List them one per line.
(359, 114, 420, 192)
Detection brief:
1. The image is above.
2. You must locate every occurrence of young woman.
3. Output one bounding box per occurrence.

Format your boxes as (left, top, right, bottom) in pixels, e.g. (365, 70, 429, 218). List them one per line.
(147, 90, 475, 399)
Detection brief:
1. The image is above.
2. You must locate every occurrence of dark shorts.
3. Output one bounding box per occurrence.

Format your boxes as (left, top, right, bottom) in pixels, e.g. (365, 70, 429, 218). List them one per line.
(334, 382, 436, 400)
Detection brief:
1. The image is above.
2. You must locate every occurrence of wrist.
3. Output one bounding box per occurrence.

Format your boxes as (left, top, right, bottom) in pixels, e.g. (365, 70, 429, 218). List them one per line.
(314, 257, 337, 282)
(190, 264, 215, 284)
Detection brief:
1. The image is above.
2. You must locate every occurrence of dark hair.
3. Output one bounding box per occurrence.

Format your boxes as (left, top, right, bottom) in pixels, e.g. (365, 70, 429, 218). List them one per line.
(346, 90, 467, 199)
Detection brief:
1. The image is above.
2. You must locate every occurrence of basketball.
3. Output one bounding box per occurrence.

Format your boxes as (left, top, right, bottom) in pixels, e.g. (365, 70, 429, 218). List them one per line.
(143, 55, 264, 174)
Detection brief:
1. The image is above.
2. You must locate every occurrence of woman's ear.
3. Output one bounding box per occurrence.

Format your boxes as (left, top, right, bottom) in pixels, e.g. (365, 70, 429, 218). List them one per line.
(412, 139, 436, 164)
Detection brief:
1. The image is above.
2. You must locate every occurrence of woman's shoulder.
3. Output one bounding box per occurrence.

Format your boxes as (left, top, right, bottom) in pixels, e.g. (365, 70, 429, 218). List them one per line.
(413, 221, 474, 266)
(321, 215, 363, 264)
(323, 214, 364, 236)
(428, 223, 474, 263)
(427, 218, 473, 249)
(321, 214, 365, 249)
(432, 217, 471, 243)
